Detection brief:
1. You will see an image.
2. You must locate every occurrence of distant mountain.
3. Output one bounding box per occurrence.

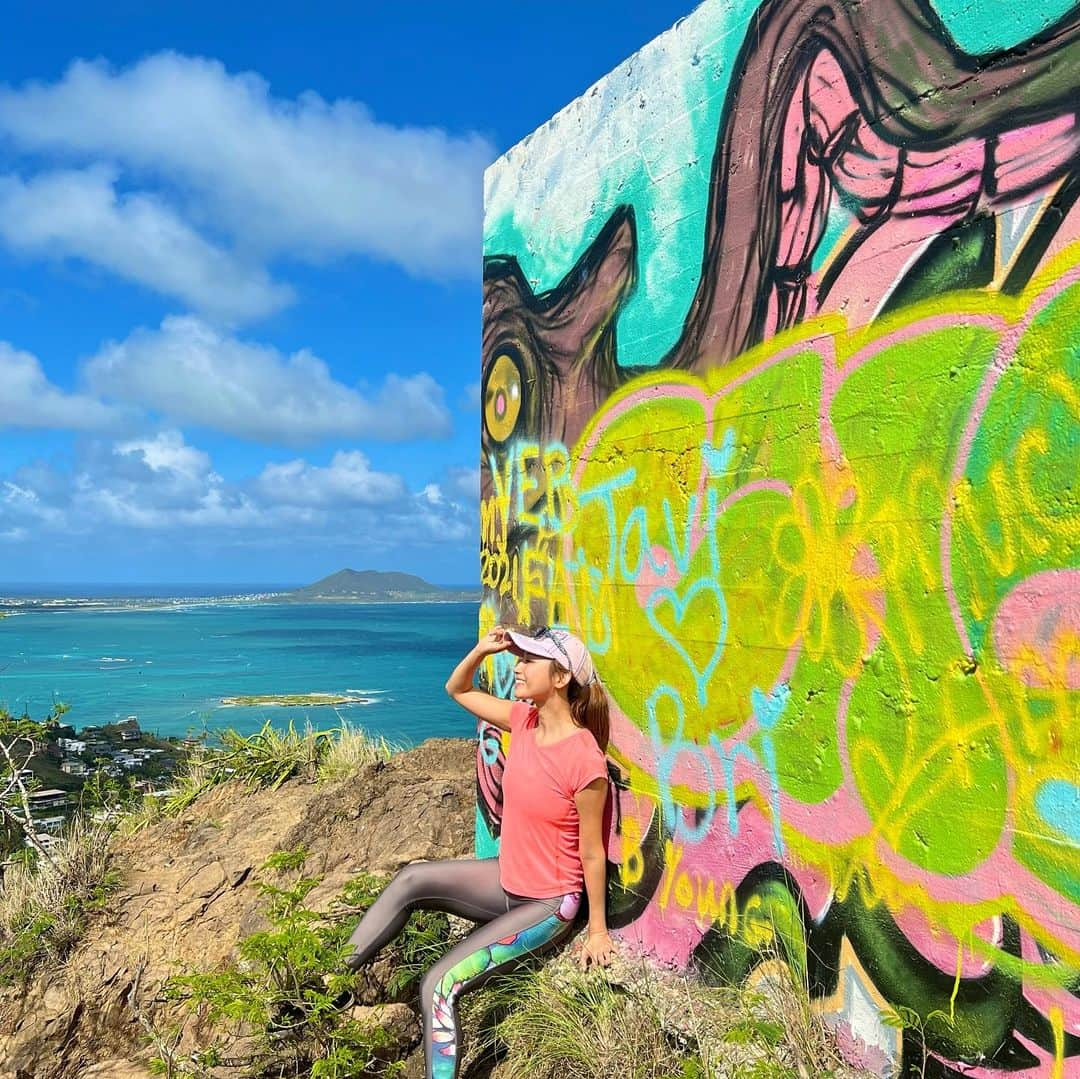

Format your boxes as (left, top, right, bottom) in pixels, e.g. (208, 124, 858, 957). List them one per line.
(286, 569, 476, 602)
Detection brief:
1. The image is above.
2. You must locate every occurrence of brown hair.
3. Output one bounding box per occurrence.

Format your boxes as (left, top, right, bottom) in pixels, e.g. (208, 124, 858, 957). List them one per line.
(553, 662, 609, 752)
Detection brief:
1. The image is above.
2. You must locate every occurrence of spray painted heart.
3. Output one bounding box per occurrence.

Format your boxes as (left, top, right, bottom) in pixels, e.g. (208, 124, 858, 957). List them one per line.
(645, 576, 728, 707)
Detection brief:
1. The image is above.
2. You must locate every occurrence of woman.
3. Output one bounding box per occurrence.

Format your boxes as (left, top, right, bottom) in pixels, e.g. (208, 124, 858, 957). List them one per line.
(342, 623, 615, 1079)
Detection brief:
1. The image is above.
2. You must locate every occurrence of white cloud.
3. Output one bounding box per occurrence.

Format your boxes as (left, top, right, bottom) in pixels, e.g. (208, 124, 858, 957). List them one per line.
(74, 477, 261, 531)
(73, 433, 258, 530)
(446, 465, 479, 501)
(66, 431, 250, 528)
(462, 381, 481, 410)
(0, 167, 291, 321)
(2, 479, 64, 529)
(0, 53, 493, 280)
(83, 315, 453, 444)
(0, 341, 120, 431)
(255, 450, 407, 507)
(1, 435, 476, 549)
(114, 430, 214, 482)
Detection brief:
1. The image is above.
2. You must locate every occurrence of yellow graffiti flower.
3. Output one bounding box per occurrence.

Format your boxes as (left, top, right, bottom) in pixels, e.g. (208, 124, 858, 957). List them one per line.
(771, 472, 885, 678)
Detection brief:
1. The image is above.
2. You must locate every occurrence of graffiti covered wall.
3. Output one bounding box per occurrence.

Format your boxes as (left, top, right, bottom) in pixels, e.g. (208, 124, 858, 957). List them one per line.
(478, 1, 1080, 1075)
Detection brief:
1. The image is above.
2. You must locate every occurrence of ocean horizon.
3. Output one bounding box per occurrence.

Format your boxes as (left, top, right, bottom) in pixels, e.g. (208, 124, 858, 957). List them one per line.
(0, 581, 481, 598)
(0, 597, 482, 746)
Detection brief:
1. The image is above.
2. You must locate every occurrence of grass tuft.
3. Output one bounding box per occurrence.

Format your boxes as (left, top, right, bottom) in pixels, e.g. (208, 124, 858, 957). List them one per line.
(0, 816, 120, 985)
(216, 720, 332, 788)
(161, 721, 396, 816)
(317, 721, 398, 782)
(463, 952, 869, 1079)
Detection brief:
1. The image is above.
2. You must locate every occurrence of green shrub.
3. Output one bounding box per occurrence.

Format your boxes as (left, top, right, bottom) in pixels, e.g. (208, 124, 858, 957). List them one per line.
(153, 849, 454, 1078)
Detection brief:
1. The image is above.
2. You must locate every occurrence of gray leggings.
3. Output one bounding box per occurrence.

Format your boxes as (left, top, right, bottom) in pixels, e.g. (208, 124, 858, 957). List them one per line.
(345, 858, 580, 1079)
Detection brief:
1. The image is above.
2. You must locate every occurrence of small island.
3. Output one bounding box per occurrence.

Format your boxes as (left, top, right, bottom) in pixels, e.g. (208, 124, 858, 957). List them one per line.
(219, 693, 370, 707)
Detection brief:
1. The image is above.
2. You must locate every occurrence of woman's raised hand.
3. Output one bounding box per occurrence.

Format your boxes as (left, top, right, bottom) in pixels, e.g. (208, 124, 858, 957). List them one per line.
(475, 625, 513, 657)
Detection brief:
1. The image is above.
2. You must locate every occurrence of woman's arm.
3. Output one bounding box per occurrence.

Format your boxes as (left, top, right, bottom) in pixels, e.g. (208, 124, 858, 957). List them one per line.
(445, 628, 516, 731)
(576, 777, 616, 969)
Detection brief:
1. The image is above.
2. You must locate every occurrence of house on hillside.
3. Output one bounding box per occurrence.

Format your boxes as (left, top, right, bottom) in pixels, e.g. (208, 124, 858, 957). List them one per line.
(27, 789, 68, 810)
(60, 759, 89, 776)
(25, 832, 59, 851)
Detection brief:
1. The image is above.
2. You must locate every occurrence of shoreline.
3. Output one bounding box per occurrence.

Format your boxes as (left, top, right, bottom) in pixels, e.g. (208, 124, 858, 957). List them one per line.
(0, 596, 480, 615)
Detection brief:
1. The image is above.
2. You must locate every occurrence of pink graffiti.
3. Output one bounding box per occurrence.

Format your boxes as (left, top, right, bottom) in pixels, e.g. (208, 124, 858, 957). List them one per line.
(947, 1034, 1080, 1078)
(616, 799, 833, 965)
(1020, 929, 1080, 1037)
(632, 546, 681, 607)
(890, 906, 1001, 979)
(992, 570, 1080, 689)
(607, 691, 1080, 962)
(830, 1021, 895, 1079)
(777, 50, 1080, 336)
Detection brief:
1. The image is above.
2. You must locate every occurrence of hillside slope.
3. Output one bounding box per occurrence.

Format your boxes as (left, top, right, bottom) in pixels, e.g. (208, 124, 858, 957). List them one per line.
(0, 739, 477, 1078)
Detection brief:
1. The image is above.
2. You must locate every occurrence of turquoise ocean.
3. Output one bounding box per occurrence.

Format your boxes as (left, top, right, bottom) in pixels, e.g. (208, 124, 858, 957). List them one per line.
(0, 596, 482, 745)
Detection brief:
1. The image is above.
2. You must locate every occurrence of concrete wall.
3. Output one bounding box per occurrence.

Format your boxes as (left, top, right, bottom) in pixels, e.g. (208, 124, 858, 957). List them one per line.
(478, 1, 1079, 1074)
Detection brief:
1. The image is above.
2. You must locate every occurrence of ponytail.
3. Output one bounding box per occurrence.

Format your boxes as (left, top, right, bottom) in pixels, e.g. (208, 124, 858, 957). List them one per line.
(568, 677, 609, 753)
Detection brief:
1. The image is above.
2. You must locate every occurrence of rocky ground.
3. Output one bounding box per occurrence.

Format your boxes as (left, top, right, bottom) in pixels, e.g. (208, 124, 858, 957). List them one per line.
(0, 737, 876, 1079)
(0, 738, 477, 1079)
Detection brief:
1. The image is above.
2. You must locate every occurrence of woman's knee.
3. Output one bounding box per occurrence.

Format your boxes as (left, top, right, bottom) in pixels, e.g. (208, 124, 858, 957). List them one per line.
(383, 860, 429, 903)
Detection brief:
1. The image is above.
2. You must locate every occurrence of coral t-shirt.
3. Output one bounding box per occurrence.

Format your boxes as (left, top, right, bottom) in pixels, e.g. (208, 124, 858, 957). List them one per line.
(498, 701, 608, 899)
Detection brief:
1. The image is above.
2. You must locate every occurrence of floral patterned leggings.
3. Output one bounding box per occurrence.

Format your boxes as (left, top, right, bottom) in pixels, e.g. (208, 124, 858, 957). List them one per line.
(344, 857, 580, 1079)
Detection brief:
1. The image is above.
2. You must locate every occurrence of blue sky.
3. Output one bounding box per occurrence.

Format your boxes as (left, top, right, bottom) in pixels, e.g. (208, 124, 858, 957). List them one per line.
(0, 0, 692, 587)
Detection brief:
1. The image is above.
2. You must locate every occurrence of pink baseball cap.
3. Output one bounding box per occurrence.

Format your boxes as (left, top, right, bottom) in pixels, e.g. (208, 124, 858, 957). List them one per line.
(506, 626, 598, 686)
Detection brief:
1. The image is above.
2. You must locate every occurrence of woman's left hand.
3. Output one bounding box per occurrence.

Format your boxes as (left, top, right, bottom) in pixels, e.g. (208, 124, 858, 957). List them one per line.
(580, 930, 617, 970)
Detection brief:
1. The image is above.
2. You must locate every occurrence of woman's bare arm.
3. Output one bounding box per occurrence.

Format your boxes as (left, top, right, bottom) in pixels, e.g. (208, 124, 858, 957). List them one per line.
(576, 777, 615, 968)
(445, 628, 516, 731)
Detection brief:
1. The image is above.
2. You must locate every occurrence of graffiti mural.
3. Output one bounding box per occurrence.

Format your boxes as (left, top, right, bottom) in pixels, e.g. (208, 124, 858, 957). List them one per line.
(479, 0, 1080, 1075)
